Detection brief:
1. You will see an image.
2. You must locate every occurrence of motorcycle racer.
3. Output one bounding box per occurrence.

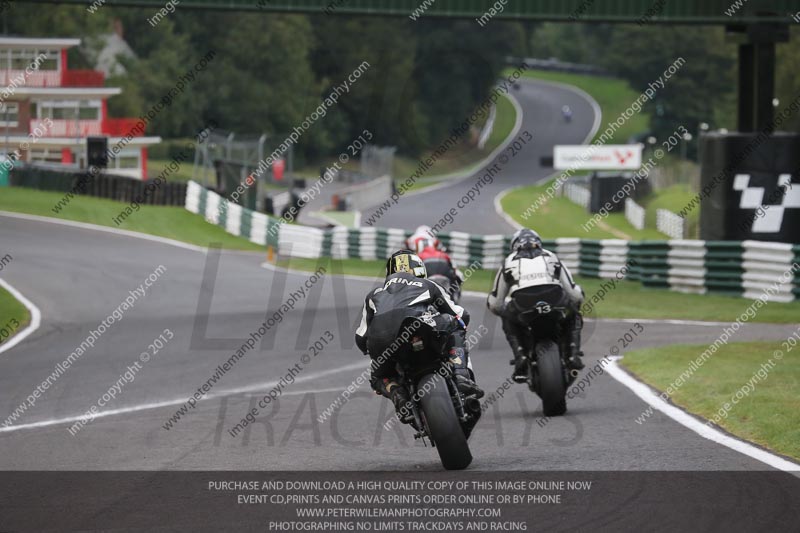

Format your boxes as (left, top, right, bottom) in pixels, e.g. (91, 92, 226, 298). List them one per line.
(355, 250, 483, 422)
(487, 229, 586, 378)
(407, 226, 464, 300)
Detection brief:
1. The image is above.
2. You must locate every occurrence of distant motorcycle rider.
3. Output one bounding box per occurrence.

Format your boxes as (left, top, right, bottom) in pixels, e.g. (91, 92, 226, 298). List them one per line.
(409, 229, 464, 301)
(355, 250, 483, 423)
(487, 229, 585, 378)
(406, 225, 440, 252)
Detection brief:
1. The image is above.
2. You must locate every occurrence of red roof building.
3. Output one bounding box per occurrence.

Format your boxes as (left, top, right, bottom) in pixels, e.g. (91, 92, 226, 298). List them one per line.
(0, 36, 160, 180)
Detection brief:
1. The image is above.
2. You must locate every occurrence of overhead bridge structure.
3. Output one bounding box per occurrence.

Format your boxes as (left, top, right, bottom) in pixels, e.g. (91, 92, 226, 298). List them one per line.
(40, 0, 796, 132)
(31, 0, 799, 23)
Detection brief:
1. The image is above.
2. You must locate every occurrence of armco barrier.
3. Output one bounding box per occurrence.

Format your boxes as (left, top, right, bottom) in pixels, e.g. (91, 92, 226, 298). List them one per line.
(185, 181, 799, 301)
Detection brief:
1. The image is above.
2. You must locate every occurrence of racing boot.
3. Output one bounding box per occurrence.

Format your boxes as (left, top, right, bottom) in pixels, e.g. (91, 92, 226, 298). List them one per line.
(506, 336, 528, 382)
(387, 382, 415, 425)
(566, 314, 585, 371)
(448, 335, 484, 399)
(453, 368, 483, 440)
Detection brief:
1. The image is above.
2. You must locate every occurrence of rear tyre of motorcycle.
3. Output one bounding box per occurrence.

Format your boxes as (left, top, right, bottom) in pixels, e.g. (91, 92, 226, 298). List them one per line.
(536, 340, 567, 417)
(418, 372, 472, 470)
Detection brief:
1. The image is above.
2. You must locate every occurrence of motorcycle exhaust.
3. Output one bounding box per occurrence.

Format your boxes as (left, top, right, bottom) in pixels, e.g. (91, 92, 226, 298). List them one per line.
(464, 397, 482, 416)
(569, 369, 580, 379)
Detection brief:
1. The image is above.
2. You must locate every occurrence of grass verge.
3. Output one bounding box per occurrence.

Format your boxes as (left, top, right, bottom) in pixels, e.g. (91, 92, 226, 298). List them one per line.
(0, 285, 30, 344)
(148, 158, 196, 183)
(0, 187, 263, 251)
(4, 187, 799, 324)
(508, 68, 650, 144)
(276, 257, 800, 324)
(622, 341, 800, 461)
(641, 182, 699, 238)
(501, 179, 666, 240)
(499, 68, 663, 237)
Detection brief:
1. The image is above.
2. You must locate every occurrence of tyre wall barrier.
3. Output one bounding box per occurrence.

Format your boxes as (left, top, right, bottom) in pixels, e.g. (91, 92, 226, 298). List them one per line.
(186, 181, 800, 300)
(11, 165, 187, 206)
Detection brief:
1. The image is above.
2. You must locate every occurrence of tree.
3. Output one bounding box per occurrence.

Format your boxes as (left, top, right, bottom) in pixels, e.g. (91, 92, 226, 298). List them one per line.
(776, 26, 800, 132)
(601, 25, 737, 144)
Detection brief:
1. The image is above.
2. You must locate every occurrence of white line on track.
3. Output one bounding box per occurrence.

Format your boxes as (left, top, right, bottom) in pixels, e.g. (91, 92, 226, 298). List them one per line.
(3, 204, 798, 472)
(242, 386, 351, 398)
(592, 317, 734, 327)
(605, 356, 800, 472)
(0, 211, 207, 253)
(0, 278, 42, 356)
(0, 362, 368, 434)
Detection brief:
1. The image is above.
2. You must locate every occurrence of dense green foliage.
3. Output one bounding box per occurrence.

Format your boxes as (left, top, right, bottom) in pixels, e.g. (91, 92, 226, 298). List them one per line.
(6, 6, 800, 163)
(3, 5, 522, 165)
(527, 23, 800, 146)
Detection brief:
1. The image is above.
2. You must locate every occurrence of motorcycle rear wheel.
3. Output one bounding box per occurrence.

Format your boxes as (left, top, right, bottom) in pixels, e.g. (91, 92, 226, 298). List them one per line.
(535, 340, 567, 417)
(418, 373, 473, 470)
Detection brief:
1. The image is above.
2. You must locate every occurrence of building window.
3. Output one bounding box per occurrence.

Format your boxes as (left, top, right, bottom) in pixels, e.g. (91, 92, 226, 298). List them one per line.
(38, 51, 59, 71)
(38, 100, 101, 121)
(78, 106, 97, 120)
(10, 49, 32, 70)
(0, 103, 19, 127)
(118, 155, 139, 169)
(28, 148, 63, 164)
(4, 48, 58, 71)
(112, 149, 140, 170)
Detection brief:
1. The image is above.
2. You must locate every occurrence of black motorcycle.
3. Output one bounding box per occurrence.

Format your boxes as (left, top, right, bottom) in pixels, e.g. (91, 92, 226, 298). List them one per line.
(391, 312, 480, 470)
(509, 285, 578, 417)
(423, 259, 462, 303)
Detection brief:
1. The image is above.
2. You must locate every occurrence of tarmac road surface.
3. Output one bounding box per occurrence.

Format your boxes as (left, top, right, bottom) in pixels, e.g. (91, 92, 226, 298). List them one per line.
(0, 214, 797, 472)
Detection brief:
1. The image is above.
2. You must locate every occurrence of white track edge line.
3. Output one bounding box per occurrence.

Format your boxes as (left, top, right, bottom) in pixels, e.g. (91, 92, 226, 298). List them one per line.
(0, 361, 368, 434)
(605, 356, 800, 472)
(0, 278, 42, 356)
(0, 210, 207, 253)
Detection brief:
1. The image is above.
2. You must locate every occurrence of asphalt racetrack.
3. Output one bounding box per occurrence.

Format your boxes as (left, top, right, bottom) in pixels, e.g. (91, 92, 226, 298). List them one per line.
(366, 78, 599, 234)
(0, 213, 797, 472)
(1, 78, 799, 530)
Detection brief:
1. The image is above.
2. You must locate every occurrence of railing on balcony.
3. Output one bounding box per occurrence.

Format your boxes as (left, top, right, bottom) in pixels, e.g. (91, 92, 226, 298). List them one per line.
(60, 69, 105, 87)
(31, 119, 102, 137)
(30, 118, 146, 138)
(0, 69, 105, 88)
(103, 118, 145, 137)
(0, 70, 61, 87)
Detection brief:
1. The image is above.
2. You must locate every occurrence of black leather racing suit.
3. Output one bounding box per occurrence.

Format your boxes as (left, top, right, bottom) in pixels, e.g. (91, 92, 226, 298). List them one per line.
(355, 272, 473, 394)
